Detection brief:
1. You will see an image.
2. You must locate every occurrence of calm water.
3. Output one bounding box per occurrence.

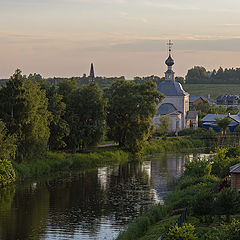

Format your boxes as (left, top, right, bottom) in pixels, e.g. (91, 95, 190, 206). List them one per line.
(0, 153, 187, 240)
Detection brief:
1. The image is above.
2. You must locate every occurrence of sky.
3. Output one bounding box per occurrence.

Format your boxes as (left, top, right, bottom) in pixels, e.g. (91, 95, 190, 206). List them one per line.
(0, 0, 240, 79)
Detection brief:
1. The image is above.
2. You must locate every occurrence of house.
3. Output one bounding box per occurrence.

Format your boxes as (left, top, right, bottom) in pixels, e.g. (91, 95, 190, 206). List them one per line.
(200, 113, 240, 132)
(216, 95, 240, 106)
(189, 96, 215, 110)
(230, 163, 240, 191)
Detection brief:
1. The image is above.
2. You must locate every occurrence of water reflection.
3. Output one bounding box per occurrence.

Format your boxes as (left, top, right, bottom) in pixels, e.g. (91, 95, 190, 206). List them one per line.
(0, 153, 186, 240)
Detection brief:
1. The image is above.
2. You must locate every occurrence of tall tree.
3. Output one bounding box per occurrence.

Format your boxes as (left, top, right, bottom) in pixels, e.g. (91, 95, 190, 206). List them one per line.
(58, 77, 78, 103)
(66, 82, 105, 151)
(45, 85, 70, 150)
(0, 70, 51, 160)
(105, 80, 163, 153)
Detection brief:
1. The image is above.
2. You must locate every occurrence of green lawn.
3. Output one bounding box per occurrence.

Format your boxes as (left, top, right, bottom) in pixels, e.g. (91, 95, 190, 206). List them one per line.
(183, 84, 240, 100)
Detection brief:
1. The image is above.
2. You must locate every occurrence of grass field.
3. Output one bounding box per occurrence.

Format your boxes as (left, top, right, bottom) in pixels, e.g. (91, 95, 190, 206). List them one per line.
(183, 84, 240, 100)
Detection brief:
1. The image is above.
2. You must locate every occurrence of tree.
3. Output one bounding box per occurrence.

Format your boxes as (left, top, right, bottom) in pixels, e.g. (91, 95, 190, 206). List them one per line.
(0, 120, 16, 186)
(45, 85, 70, 150)
(66, 82, 105, 151)
(105, 80, 163, 153)
(215, 117, 231, 133)
(216, 188, 240, 222)
(192, 190, 215, 223)
(185, 66, 208, 84)
(0, 70, 51, 160)
(156, 114, 170, 136)
(58, 77, 78, 103)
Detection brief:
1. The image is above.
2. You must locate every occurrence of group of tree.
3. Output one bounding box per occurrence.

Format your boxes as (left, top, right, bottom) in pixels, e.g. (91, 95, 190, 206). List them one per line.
(186, 66, 240, 84)
(0, 69, 163, 164)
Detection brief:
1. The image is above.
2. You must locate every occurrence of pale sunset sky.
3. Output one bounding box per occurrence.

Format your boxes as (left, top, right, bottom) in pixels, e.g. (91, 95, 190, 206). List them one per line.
(0, 0, 240, 79)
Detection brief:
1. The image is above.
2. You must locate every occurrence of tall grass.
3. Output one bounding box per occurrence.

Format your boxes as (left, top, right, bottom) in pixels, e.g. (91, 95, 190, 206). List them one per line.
(142, 137, 204, 155)
(14, 150, 129, 180)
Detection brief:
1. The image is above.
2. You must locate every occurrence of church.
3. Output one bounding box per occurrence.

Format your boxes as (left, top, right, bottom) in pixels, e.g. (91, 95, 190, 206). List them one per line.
(153, 41, 198, 133)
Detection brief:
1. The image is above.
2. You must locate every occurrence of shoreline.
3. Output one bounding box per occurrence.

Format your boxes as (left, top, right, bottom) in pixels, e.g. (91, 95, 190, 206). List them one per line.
(13, 137, 206, 183)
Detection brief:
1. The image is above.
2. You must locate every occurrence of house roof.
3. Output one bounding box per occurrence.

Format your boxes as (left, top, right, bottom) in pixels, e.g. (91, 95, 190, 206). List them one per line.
(189, 96, 215, 106)
(189, 96, 203, 103)
(157, 103, 179, 115)
(230, 163, 240, 173)
(157, 80, 188, 96)
(200, 114, 227, 122)
(230, 115, 240, 123)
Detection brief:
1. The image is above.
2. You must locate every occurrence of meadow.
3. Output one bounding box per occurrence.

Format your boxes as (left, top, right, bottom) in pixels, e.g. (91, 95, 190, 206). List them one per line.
(183, 84, 240, 100)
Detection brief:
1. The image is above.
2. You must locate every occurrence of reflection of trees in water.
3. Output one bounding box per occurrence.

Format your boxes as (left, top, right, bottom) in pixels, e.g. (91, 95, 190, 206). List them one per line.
(101, 162, 156, 224)
(0, 154, 186, 240)
(44, 164, 156, 235)
(0, 182, 50, 240)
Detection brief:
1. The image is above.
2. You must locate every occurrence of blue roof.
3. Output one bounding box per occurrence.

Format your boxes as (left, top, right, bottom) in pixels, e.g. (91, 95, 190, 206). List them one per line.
(201, 114, 227, 122)
(157, 103, 178, 115)
(157, 80, 188, 96)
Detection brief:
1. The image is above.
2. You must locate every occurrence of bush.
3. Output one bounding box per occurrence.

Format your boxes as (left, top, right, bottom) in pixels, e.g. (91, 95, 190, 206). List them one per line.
(116, 205, 168, 240)
(192, 190, 216, 223)
(166, 223, 198, 240)
(215, 188, 240, 222)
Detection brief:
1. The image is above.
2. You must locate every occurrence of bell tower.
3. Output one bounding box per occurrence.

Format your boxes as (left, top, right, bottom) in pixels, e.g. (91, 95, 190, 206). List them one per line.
(165, 40, 175, 81)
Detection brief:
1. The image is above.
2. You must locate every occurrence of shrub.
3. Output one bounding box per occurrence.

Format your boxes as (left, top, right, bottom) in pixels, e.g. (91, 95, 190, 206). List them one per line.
(166, 223, 198, 240)
(192, 190, 216, 223)
(215, 188, 240, 222)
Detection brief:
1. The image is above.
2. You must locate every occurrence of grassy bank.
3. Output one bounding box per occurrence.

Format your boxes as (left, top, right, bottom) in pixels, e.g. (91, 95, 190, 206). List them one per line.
(14, 149, 129, 180)
(13, 137, 204, 182)
(116, 147, 240, 240)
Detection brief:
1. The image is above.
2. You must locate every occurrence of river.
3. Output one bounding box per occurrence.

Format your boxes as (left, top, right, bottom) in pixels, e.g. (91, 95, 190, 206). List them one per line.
(0, 153, 190, 240)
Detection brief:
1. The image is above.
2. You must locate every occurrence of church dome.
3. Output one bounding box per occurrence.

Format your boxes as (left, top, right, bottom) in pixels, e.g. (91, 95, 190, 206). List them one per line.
(165, 54, 174, 66)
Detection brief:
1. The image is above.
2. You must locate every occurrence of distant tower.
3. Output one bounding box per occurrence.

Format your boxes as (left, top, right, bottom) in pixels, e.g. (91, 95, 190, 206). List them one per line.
(89, 63, 95, 82)
(165, 40, 175, 81)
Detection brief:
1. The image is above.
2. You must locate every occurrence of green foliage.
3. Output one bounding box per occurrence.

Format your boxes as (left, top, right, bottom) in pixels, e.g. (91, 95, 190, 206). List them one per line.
(184, 157, 209, 178)
(117, 205, 168, 240)
(105, 80, 163, 153)
(166, 223, 198, 240)
(0, 120, 16, 186)
(185, 66, 240, 84)
(210, 147, 240, 178)
(142, 137, 198, 155)
(192, 190, 215, 222)
(215, 188, 240, 222)
(45, 85, 70, 150)
(0, 120, 16, 161)
(220, 219, 240, 240)
(0, 159, 15, 186)
(215, 117, 231, 132)
(0, 69, 51, 160)
(66, 82, 105, 151)
(14, 149, 129, 179)
(58, 77, 77, 103)
(155, 114, 170, 136)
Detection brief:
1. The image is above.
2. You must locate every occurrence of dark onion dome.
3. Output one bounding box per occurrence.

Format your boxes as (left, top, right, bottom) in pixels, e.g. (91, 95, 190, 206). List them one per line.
(157, 80, 188, 96)
(165, 54, 174, 66)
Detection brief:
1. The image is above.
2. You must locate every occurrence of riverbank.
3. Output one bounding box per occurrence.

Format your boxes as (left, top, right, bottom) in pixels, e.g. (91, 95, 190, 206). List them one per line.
(116, 147, 240, 240)
(12, 137, 206, 182)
